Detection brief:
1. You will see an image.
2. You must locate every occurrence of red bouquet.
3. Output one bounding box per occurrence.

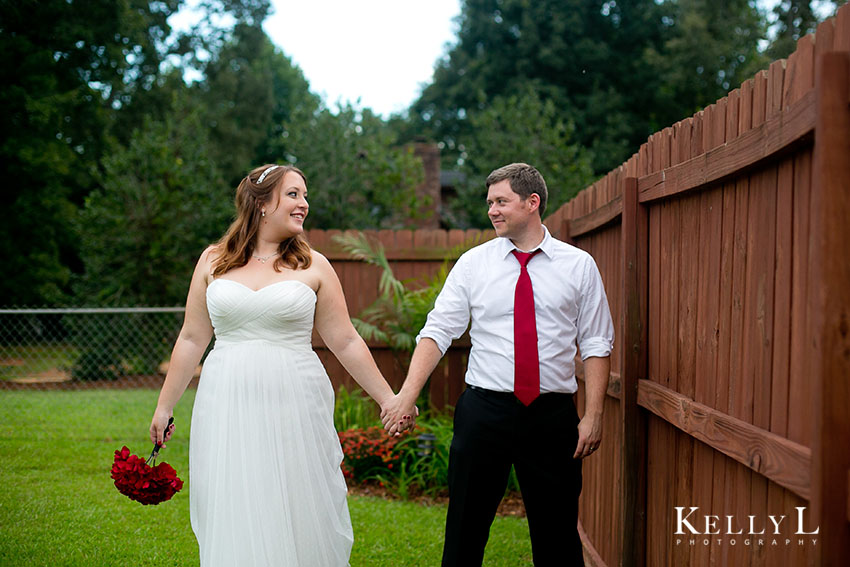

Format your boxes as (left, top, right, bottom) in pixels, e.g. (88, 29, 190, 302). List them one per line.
(111, 418, 183, 505)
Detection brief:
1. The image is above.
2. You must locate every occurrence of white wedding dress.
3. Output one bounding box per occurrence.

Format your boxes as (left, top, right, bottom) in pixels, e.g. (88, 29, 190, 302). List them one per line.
(189, 278, 352, 566)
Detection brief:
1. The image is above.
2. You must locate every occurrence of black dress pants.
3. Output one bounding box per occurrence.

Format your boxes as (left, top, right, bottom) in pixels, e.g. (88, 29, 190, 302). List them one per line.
(441, 386, 584, 567)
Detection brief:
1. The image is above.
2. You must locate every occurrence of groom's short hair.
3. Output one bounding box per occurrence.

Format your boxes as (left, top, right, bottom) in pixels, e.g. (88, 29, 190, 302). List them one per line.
(485, 163, 548, 217)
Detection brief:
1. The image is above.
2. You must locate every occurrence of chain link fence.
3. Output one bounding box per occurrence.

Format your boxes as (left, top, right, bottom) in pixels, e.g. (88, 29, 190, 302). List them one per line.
(0, 308, 188, 391)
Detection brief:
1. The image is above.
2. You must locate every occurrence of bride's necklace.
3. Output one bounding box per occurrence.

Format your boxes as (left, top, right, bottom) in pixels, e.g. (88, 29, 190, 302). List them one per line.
(252, 252, 278, 264)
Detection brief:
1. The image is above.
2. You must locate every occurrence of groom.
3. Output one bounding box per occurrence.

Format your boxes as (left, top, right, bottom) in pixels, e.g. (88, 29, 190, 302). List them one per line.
(383, 163, 614, 566)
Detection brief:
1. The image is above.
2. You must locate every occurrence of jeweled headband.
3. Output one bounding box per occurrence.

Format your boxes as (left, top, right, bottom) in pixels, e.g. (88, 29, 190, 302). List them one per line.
(256, 165, 280, 184)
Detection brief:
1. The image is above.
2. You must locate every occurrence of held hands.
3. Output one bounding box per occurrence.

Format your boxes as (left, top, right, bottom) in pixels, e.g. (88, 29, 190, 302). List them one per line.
(573, 411, 603, 459)
(149, 408, 176, 448)
(380, 393, 419, 437)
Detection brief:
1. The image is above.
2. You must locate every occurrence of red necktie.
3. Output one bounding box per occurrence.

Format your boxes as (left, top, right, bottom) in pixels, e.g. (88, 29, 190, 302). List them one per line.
(512, 249, 542, 405)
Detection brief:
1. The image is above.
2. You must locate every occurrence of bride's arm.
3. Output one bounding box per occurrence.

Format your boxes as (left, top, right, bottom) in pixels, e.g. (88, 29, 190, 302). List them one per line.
(312, 251, 397, 411)
(149, 247, 216, 446)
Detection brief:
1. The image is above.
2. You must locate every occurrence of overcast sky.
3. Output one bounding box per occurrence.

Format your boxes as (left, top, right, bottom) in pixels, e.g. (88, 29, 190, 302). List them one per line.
(264, 0, 461, 117)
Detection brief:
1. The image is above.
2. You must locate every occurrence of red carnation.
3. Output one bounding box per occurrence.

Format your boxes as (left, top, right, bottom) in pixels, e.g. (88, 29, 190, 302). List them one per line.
(111, 445, 184, 505)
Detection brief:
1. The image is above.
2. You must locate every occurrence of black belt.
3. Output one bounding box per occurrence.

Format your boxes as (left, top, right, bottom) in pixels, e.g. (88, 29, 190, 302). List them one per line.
(466, 384, 517, 399)
(466, 384, 574, 401)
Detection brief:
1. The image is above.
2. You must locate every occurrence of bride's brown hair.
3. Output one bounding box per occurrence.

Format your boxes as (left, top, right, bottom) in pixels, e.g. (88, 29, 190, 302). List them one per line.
(212, 164, 312, 277)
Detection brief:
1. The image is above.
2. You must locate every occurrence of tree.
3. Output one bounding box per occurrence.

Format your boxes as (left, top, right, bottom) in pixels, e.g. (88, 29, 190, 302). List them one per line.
(765, 0, 842, 61)
(282, 104, 425, 229)
(0, 0, 297, 306)
(404, 0, 772, 176)
(406, 0, 670, 174)
(449, 89, 594, 228)
(194, 22, 319, 186)
(76, 102, 229, 306)
(645, 0, 768, 130)
(0, 0, 184, 305)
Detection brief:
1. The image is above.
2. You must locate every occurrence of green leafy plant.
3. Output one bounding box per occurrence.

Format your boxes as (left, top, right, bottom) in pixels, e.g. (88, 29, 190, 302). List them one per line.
(334, 386, 381, 432)
(332, 232, 442, 353)
(333, 231, 480, 411)
(370, 459, 428, 501)
(394, 414, 454, 498)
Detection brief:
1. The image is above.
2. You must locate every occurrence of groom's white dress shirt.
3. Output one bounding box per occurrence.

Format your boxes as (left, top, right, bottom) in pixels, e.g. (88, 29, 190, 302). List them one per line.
(417, 226, 614, 395)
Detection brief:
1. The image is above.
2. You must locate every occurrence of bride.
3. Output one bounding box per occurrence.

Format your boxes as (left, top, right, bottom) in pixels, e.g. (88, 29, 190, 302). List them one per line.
(149, 164, 417, 566)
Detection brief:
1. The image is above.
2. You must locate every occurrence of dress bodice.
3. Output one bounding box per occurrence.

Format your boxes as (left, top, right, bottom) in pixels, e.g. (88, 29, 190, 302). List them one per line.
(206, 278, 317, 349)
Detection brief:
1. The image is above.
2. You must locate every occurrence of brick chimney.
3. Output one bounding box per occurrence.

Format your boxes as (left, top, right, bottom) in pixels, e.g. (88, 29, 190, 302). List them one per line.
(411, 143, 441, 228)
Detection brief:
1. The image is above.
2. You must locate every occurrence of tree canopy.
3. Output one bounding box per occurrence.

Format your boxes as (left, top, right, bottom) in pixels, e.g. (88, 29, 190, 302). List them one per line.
(406, 0, 773, 175)
(2, 0, 842, 305)
(0, 0, 183, 305)
(2, 0, 425, 305)
(448, 89, 594, 228)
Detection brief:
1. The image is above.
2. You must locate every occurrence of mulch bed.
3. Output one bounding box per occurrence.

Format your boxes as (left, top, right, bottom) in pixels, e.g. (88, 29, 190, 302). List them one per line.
(348, 481, 527, 518)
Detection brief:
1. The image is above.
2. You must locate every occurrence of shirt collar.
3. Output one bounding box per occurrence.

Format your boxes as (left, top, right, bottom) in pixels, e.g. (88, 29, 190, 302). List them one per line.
(498, 224, 554, 260)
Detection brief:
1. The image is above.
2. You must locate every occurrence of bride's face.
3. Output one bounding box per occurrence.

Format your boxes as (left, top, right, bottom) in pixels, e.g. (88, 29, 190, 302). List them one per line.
(263, 171, 309, 237)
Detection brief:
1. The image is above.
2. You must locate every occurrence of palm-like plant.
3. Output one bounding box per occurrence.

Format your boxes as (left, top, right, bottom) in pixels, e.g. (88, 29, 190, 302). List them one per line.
(333, 231, 480, 411)
(332, 232, 448, 352)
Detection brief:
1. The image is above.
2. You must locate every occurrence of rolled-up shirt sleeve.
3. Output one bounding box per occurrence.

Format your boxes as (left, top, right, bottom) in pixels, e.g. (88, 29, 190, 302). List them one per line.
(576, 255, 615, 360)
(416, 254, 471, 355)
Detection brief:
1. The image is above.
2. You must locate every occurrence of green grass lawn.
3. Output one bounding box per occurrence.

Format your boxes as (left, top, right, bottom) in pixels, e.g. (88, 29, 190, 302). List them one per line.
(0, 390, 532, 566)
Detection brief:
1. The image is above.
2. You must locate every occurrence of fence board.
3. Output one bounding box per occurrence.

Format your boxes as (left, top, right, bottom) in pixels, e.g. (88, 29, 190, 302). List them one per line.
(787, 151, 812, 448)
(813, 18, 835, 60)
(838, 2, 850, 51)
(673, 117, 698, 567)
(646, 416, 669, 567)
(620, 177, 647, 567)
(770, 160, 792, 440)
(810, 51, 850, 564)
(785, 35, 816, 107)
(568, 195, 622, 238)
(637, 89, 816, 204)
(728, 74, 755, 567)
(767, 60, 786, 120)
(727, 75, 751, 423)
(638, 380, 810, 499)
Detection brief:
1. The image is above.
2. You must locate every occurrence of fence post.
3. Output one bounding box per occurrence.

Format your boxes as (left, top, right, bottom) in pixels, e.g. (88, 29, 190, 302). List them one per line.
(810, 51, 850, 565)
(561, 218, 576, 246)
(619, 177, 648, 567)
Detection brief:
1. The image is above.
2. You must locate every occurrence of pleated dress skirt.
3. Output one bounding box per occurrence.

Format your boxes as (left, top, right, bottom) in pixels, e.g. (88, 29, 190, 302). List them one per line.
(190, 279, 353, 566)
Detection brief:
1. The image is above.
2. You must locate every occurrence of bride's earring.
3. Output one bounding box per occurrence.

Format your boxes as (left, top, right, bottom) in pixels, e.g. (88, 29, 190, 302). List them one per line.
(261, 209, 266, 217)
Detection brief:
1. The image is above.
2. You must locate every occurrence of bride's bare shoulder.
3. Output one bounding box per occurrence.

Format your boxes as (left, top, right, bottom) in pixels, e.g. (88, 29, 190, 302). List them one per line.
(200, 244, 222, 264)
(307, 249, 341, 294)
(309, 247, 329, 265)
(197, 244, 223, 282)
(309, 248, 339, 275)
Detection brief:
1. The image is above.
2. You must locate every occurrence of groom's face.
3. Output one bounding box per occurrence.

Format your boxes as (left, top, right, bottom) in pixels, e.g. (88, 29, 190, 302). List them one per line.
(486, 180, 538, 239)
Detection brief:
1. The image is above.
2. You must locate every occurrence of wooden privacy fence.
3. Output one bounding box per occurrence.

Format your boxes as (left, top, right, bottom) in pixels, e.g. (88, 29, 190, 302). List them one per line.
(541, 6, 849, 566)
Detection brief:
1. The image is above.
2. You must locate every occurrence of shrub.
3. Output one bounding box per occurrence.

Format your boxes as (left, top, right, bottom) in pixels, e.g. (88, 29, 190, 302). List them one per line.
(392, 415, 454, 497)
(338, 411, 455, 499)
(338, 426, 401, 482)
(338, 411, 519, 500)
